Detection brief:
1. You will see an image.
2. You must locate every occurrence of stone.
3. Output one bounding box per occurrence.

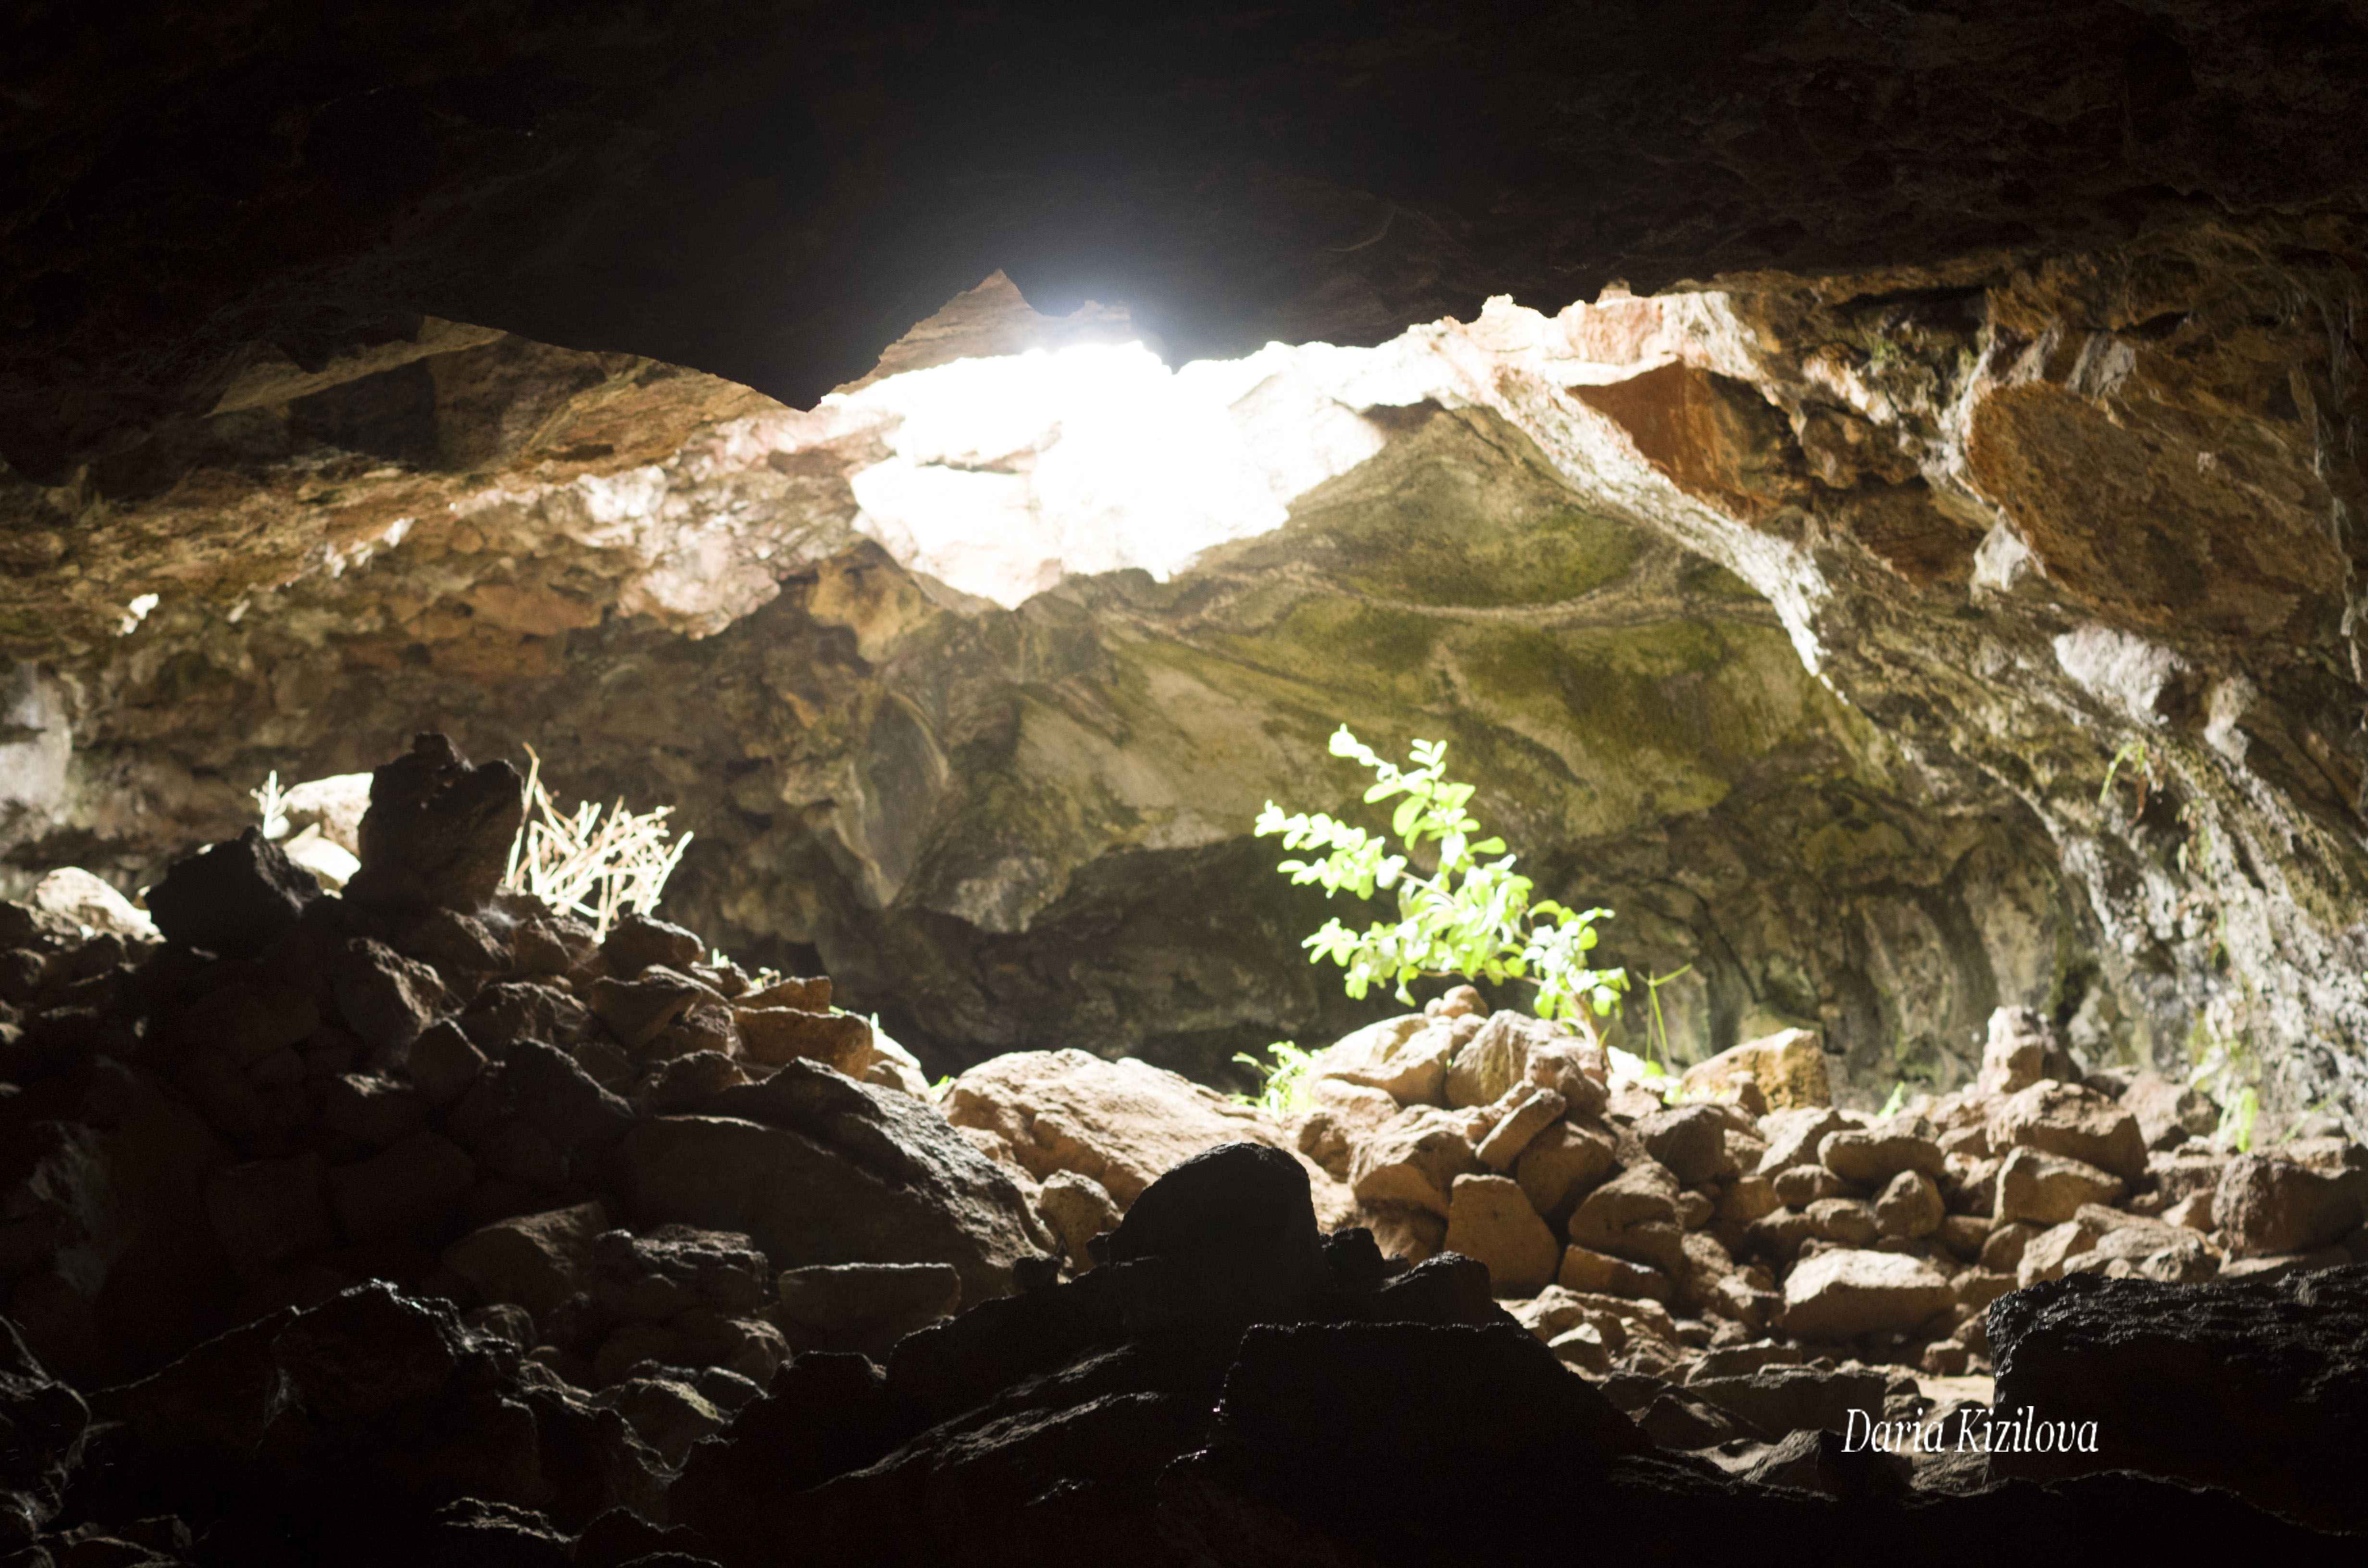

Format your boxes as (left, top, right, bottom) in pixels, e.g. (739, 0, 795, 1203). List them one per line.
(1556, 1244, 1673, 1303)
(1988, 1079, 2147, 1183)
(1980, 1220, 2041, 1274)
(1105, 1142, 1327, 1315)
(1716, 1174, 1781, 1227)
(1473, 1086, 1564, 1171)
(600, 913, 707, 976)
(626, 1061, 1055, 1303)
(25, 868, 156, 943)
(735, 1005, 871, 1073)
(945, 1048, 1337, 1218)
(2214, 1154, 2368, 1258)
(2119, 1071, 2219, 1149)
(861, 1031, 933, 1098)
(395, 907, 510, 976)
(330, 939, 445, 1057)
(641, 1049, 752, 1113)
(458, 980, 594, 1060)
(1294, 1077, 1400, 1180)
(1817, 1128, 1944, 1186)
(1445, 1011, 1572, 1109)
(343, 734, 526, 914)
(1566, 1161, 1685, 1275)
(1443, 1174, 1560, 1297)
(1307, 1015, 1453, 1104)
(1873, 1169, 1944, 1240)
(592, 1225, 773, 1319)
(0, 1321, 86, 1544)
(2016, 1216, 2108, 1287)
(1994, 1145, 2124, 1225)
(2062, 1225, 2219, 1284)
(1777, 1249, 1954, 1339)
(1546, 1323, 1612, 1373)
(1975, 1005, 2060, 1098)
(1679, 1027, 1829, 1110)
(404, 1021, 489, 1105)
(319, 1072, 426, 1147)
(204, 1153, 334, 1267)
(144, 829, 318, 959)
(1753, 1106, 1850, 1175)
(1636, 1103, 1729, 1187)
(326, 1130, 478, 1243)
(776, 1262, 963, 1354)
(1773, 1164, 1853, 1206)
(1361, 1204, 1446, 1265)
(740, 975, 832, 1012)
(1521, 1037, 1611, 1119)
(442, 1201, 611, 1322)
(1937, 1212, 1991, 1259)
(592, 1375, 730, 1468)
(1345, 1104, 1477, 1218)
(1803, 1197, 1880, 1246)
(1511, 1117, 1616, 1222)
(1035, 1169, 1121, 1271)
(1986, 1264, 2368, 1532)
(2163, 1190, 2213, 1232)
(589, 970, 711, 1053)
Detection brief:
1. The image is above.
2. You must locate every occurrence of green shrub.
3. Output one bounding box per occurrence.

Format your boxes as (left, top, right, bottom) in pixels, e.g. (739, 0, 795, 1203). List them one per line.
(1230, 1040, 1320, 1117)
(1254, 725, 1628, 1040)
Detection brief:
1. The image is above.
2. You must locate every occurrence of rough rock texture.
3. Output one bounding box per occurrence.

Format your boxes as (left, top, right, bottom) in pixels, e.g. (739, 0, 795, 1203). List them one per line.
(1987, 1264, 2368, 1533)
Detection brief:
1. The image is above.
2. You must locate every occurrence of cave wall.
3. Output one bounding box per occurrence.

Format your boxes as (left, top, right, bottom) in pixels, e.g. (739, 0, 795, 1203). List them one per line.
(6, 3, 2368, 1126)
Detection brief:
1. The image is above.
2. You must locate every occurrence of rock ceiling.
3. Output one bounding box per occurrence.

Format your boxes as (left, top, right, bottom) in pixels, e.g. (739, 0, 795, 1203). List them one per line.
(3, 2, 2366, 1126)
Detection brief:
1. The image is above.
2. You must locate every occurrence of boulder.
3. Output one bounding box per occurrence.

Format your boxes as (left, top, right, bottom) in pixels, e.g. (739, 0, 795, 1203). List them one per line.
(1678, 1027, 1830, 1110)
(1308, 1015, 1455, 1104)
(2214, 1154, 2368, 1257)
(1473, 1086, 1565, 1171)
(1802, 1197, 1880, 1246)
(1988, 1080, 2147, 1183)
(1873, 1169, 1944, 1240)
(1036, 1169, 1122, 1271)
(2016, 1216, 2108, 1287)
(623, 1061, 1055, 1304)
(1773, 1163, 1852, 1206)
(1975, 1005, 2064, 1098)
(1566, 1160, 1685, 1275)
(404, 1021, 489, 1106)
(1994, 1145, 2125, 1225)
(343, 734, 526, 915)
(25, 868, 156, 943)
(735, 1005, 872, 1073)
(1445, 1011, 1572, 1109)
(320, 1072, 427, 1147)
(1637, 1103, 1729, 1188)
(1777, 1249, 1953, 1339)
(441, 1201, 610, 1323)
(1512, 1117, 1616, 1221)
(1443, 1174, 1560, 1297)
(776, 1262, 963, 1357)
(592, 1225, 773, 1319)
(145, 828, 318, 958)
(1754, 1106, 1850, 1175)
(1294, 1077, 1400, 1180)
(1522, 1036, 1612, 1119)
(1344, 1104, 1477, 1217)
(2119, 1071, 2219, 1149)
(944, 1048, 1340, 1217)
(588, 969, 711, 1053)
(1987, 1264, 2368, 1532)
(600, 913, 706, 976)
(458, 980, 594, 1058)
(1555, 1244, 1673, 1303)
(1684, 1363, 1891, 1440)
(1817, 1127, 1943, 1186)
(1106, 1142, 1329, 1319)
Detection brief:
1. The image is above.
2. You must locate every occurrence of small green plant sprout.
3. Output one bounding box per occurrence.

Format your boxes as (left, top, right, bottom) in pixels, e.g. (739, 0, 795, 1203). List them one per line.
(2098, 737, 2155, 814)
(1878, 1079, 1910, 1120)
(1230, 1041, 1320, 1118)
(1255, 726, 1628, 1041)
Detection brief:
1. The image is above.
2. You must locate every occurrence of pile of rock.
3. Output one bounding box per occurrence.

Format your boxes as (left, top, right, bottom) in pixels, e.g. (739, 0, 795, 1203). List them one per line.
(0, 735, 1052, 1486)
(1257, 987, 2368, 1405)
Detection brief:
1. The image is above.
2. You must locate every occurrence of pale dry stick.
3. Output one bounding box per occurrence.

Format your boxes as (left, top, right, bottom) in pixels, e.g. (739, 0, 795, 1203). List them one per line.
(504, 744, 693, 938)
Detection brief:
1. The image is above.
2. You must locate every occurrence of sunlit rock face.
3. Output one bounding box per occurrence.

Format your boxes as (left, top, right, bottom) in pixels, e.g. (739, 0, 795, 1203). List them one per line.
(3, 223, 2364, 1127)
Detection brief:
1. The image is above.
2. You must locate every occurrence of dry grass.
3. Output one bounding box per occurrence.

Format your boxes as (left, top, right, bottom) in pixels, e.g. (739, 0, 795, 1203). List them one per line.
(502, 745, 693, 938)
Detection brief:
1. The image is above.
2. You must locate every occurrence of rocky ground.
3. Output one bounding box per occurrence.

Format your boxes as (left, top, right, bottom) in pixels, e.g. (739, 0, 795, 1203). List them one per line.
(3, 735, 2365, 1565)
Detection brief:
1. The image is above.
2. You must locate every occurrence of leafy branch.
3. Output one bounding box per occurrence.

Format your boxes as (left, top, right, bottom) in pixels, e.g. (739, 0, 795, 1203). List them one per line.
(1255, 726, 1628, 1034)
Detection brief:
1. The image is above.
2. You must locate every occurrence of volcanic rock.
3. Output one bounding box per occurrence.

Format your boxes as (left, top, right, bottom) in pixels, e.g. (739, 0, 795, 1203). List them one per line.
(1777, 1249, 1954, 1339)
(143, 829, 319, 959)
(344, 735, 527, 915)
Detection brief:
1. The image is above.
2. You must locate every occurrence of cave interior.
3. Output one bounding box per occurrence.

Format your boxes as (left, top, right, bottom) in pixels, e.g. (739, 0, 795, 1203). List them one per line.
(3, 4, 2368, 1565)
